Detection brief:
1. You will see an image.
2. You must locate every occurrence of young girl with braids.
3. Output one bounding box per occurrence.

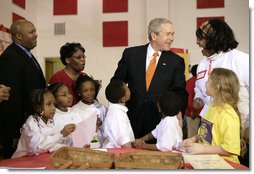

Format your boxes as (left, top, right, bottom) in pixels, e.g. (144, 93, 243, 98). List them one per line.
(12, 89, 76, 158)
(183, 68, 247, 164)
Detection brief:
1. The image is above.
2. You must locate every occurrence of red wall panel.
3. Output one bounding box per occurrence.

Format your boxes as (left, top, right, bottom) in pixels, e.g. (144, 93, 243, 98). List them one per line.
(197, 16, 224, 28)
(12, 13, 25, 22)
(103, 0, 128, 13)
(197, 0, 224, 9)
(103, 21, 128, 47)
(12, 0, 25, 9)
(54, 0, 77, 15)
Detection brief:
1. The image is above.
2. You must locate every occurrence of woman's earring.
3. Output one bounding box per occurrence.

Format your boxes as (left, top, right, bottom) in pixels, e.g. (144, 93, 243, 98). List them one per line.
(41, 111, 44, 115)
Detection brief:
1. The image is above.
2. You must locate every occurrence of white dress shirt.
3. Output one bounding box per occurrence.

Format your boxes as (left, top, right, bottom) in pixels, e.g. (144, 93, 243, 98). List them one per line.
(103, 102, 135, 148)
(152, 116, 183, 151)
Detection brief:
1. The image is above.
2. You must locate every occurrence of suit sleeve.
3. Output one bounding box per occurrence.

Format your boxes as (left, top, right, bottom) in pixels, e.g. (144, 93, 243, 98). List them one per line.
(111, 49, 129, 83)
(171, 57, 188, 114)
(0, 54, 25, 138)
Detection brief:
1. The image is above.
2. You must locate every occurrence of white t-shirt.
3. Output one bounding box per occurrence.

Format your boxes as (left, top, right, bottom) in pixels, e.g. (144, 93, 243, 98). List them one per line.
(103, 102, 135, 148)
(152, 116, 183, 151)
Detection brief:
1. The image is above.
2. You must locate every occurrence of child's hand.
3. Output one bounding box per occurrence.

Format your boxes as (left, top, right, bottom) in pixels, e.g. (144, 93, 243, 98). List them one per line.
(193, 98, 204, 110)
(132, 139, 145, 149)
(96, 117, 102, 128)
(186, 143, 205, 154)
(176, 112, 183, 128)
(83, 144, 90, 148)
(61, 123, 76, 137)
(183, 136, 196, 148)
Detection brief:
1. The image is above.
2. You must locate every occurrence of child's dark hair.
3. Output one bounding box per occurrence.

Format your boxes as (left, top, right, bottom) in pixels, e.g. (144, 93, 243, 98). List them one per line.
(76, 74, 101, 99)
(30, 89, 51, 115)
(47, 83, 66, 96)
(191, 64, 198, 77)
(159, 91, 182, 116)
(105, 80, 126, 103)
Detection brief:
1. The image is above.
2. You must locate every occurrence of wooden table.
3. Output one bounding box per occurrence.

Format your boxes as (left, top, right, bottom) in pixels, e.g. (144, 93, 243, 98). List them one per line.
(0, 148, 248, 169)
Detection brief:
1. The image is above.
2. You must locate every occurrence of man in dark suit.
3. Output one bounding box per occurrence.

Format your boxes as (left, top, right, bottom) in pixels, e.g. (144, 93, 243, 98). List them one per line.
(0, 19, 46, 158)
(111, 18, 188, 141)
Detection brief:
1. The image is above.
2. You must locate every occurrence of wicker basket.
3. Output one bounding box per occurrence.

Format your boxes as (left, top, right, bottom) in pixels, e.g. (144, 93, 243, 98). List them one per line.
(51, 147, 114, 169)
(114, 151, 183, 169)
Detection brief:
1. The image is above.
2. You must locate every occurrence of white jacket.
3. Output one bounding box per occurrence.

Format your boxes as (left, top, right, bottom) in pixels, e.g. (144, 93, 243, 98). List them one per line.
(195, 49, 249, 129)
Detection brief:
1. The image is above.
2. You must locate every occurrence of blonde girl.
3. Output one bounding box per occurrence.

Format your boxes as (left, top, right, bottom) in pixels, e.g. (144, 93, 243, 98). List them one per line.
(183, 68, 246, 163)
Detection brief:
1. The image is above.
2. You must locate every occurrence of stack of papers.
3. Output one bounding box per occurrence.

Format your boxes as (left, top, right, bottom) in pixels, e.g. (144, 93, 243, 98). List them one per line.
(183, 154, 234, 169)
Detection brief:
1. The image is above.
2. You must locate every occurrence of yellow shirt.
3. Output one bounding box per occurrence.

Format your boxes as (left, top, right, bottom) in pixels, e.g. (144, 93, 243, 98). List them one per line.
(198, 103, 240, 163)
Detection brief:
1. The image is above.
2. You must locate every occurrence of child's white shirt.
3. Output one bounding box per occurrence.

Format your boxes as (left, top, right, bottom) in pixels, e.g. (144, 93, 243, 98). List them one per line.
(151, 116, 183, 151)
(54, 107, 82, 129)
(93, 100, 107, 146)
(72, 100, 106, 147)
(93, 100, 107, 123)
(12, 115, 70, 158)
(72, 100, 99, 120)
(103, 102, 135, 148)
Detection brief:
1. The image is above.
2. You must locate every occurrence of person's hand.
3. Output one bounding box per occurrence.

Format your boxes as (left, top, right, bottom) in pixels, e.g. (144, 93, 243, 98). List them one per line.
(183, 136, 196, 148)
(96, 117, 102, 128)
(193, 98, 204, 110)
(132, 139, 145, 149)
(61, 124, 76, 137)
(186, 143, 206, 154)
(83, 144, 90, 148)
(190, 112, 197, 119)
(0, 84, 11, 102)
(176, 112, 183, 128)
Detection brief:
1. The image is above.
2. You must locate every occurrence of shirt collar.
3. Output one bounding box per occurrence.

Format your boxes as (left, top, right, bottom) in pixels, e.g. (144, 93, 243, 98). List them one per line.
(14, 42, 32, 58)
(148, 43, 161, 58)
(108, 102, 128, 112)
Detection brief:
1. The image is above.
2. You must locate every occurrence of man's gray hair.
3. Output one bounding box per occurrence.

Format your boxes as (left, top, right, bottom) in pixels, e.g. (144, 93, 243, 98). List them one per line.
(148, 18, 172, 41)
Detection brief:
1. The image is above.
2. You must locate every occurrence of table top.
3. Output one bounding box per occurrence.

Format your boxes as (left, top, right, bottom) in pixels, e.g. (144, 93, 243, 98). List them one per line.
(0, 148, 248, 170)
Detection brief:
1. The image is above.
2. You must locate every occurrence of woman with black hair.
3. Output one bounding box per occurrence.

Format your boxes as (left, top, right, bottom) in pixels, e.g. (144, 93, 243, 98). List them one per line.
(49, 42, 86, 105)
(193, 19, 249, 167)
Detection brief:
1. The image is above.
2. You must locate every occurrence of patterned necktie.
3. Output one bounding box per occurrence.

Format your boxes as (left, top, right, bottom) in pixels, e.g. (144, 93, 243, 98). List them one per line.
(146, 51, 158, 91)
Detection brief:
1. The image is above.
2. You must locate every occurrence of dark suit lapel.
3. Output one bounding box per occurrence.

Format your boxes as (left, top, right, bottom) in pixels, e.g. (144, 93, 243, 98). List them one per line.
(31, 54, 45, 80)
(135, 45, 148, 93)
(13, 44, 45, 81)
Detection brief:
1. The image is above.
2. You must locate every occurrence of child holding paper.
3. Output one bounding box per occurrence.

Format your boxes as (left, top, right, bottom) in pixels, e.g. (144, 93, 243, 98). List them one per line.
(183, 68, 246, 163)
(103, 80, 134, 148)
(73, 75, 106, 147)
(12, 89, 75, 158)
(132, 91, 183, 151)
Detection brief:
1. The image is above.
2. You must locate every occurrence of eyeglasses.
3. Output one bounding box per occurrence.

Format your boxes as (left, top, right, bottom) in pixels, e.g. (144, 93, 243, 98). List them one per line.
(71, 55, 86, 60)
(55, 93, 73, 97)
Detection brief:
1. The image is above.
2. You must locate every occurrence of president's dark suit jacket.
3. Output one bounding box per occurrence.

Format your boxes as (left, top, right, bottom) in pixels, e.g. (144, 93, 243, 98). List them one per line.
(0, 43, 46, 142)
(111, 44, 188, 139)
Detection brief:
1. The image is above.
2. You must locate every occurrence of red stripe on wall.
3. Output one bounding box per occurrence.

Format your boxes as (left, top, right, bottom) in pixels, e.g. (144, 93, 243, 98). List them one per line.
(53, 0, 77, 15)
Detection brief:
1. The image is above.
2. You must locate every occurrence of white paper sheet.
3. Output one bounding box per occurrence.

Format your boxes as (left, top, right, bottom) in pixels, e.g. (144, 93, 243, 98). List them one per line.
(71, 111, 97, 148)
(183, 154, 234, 169)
